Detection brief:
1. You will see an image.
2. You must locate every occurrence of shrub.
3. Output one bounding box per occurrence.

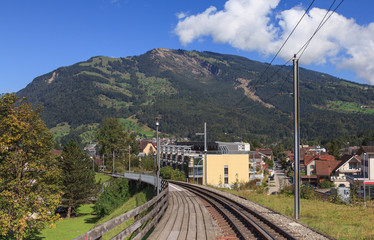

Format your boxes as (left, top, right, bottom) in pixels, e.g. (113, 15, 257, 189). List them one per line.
(94, 178, 130, 217)
(280, 184, 315, 199)
(160, 166, 186, 181)
(300, 185, 315, 199)
(319, 179, 335, 189)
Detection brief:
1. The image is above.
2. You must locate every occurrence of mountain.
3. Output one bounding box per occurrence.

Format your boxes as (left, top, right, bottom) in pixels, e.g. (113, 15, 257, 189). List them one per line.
(17, 48, 374, 146)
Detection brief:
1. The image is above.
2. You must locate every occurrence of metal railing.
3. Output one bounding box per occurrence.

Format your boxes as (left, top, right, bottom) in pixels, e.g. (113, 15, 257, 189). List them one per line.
(74, 174, 169, 240)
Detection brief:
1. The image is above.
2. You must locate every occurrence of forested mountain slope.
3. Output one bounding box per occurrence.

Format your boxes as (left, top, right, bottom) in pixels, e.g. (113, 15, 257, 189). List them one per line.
(17, 48, 374, 145)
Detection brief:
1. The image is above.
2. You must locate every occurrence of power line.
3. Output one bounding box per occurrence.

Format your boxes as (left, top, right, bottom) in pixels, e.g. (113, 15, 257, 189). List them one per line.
(234, 0, 344, 113)
(253, 0, 316, 87)
(234, 0, 316, 108)
(298, 0, 344, 60)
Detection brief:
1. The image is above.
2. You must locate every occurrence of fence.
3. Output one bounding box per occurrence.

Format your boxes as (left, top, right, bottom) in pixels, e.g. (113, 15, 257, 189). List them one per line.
(74, 176, 169, 240)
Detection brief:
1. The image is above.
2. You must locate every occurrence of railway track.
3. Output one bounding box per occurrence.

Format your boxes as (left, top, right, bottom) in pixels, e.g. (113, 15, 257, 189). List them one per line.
(170, 181, 298, 240)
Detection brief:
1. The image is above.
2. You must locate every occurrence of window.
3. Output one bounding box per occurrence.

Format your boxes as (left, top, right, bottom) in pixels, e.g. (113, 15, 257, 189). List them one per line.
(224, 165, 228, 184)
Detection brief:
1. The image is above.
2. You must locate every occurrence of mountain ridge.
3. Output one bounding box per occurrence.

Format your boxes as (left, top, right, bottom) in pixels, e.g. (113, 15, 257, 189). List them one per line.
(17, 48, 374, 146)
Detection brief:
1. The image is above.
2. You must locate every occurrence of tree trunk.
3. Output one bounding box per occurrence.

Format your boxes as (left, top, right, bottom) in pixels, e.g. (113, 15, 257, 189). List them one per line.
(67, 206, 72, 219)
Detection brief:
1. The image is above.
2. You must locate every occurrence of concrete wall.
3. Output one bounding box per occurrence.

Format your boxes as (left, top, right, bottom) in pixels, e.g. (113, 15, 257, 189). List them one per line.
(206, 154, 249, 186)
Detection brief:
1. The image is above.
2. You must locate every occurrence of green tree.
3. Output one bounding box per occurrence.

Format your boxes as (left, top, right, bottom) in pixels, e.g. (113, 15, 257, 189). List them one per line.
(0, 94, 62, 240)
(140, 155, 156, 171)
(326, 139, 341, 159)
(60, 140, 96, 218)
(94, 178, 130, 217)
(96, 118, 139, 172)
(160, 166, 186, 181)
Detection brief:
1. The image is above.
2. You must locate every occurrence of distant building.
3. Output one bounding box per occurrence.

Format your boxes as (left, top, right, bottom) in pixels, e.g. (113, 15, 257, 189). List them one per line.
(84, 144, 97, 157)
(347, 146, 374, 198)
(331, 154, 361, 187)
(138, 139, 156, 156)
(160, 141, 260, 187)
(301, 154, 339, 186)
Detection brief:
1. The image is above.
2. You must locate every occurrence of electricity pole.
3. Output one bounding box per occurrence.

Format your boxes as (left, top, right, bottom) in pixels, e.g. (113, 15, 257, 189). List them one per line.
(293, 54, 300, 219)
(128, 145, 131, 172)
(204, 122, 207, 186)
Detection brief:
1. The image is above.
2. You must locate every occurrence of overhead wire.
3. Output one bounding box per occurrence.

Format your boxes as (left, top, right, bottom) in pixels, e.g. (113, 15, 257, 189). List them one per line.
(233, 0, 316, 108)
(298, 0, 344, 60)
(236, 0, 344, 114)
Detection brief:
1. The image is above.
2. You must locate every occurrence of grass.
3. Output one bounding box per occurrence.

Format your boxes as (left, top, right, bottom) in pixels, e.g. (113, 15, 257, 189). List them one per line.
(95, 173, 111, 184)
(96, 189, 153, 240)
(224, 189, 374, 240)
(120, 117, 155, 138)
(38, 204, 98, 240)
(324, 100, 374, 114)
(37, 182, 154, 240)
(50, 122, 71, 139)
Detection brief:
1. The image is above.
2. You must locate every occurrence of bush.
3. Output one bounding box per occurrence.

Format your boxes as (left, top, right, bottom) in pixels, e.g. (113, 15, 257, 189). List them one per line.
(94, 178, 130, 217)
(279, 184, 315, 199)
(160, 166, 186, 181)
(301, 185, 315, 199)
(319, 179, 335, 189)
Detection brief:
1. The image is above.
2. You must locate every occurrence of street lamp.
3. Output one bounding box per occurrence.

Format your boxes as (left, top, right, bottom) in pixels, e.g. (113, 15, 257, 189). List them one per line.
(156, 120, 160, 195)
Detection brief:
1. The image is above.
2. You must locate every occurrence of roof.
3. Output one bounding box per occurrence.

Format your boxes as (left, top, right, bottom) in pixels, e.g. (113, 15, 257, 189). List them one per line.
(256, 148, 273, 156)
(315, 160, 341, 176)
(139, 140, 156, 152)
(333, 154, 360, 172)
(304, 155, 317, 166)
(318, 154, 335, 161)
(357, 146, 374, 155)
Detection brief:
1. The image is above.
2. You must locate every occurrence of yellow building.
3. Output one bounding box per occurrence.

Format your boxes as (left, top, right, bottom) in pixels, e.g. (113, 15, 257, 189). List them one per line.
(206, 154, 249, 186)
(161, 142, 253, 187)
(188, 154, 250, 187)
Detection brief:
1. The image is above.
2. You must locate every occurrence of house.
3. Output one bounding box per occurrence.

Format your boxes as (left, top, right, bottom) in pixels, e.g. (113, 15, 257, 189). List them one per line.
(315, 159, 341, 183)
(331, 154, 361, 187)
(84, 144, 97, 157)
(301, 154, 338, 186)
(346, 146, 374, 198)
(256, 148, 273, 160)
(138, 140, 156, 156)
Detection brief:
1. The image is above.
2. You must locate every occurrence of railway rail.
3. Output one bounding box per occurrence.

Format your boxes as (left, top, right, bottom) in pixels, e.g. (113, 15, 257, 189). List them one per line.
(170, 181, 300, 240)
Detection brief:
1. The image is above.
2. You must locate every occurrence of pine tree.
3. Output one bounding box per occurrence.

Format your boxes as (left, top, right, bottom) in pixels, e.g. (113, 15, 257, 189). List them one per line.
(60, 140, 96, 218)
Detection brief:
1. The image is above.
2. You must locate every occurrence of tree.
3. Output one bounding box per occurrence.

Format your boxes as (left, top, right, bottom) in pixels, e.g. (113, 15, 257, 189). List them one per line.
(96, 118, 139, 172)
(0, 94, 62, 240)
(326, 139, 341, 159)
(94, 178, 130, 217)
(60, 140, 96, 218)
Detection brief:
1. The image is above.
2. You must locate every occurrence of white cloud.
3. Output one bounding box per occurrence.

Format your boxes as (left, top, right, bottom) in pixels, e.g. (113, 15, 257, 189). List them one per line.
(176, 12, 187, 19)
(174, 0, 374, 85)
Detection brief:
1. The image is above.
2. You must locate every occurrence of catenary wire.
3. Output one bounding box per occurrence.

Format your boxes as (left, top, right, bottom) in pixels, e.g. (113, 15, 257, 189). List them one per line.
(235, 0, 344, 113)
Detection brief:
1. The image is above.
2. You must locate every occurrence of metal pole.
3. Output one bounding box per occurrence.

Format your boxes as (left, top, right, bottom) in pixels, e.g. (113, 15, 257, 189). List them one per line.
(112, 151, 115, 174)
(364, 152, 367, 207)
(102, 155, 105, 172)
(204, 122, 207, 186)
(293, 54, 300, 219)
(156, 121, 160, 195)
(128, 145, 131, 172)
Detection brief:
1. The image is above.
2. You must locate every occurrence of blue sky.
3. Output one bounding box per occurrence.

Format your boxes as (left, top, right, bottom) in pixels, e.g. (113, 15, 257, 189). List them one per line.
(1, 0, 373, 93)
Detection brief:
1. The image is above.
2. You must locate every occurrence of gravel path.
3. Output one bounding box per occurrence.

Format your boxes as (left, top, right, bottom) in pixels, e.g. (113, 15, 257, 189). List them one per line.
(193, 184, 334, 240)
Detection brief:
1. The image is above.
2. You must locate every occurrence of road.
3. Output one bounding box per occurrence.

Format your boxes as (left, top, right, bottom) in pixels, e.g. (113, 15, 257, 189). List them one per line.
(268, 161, 290, 195)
